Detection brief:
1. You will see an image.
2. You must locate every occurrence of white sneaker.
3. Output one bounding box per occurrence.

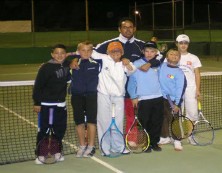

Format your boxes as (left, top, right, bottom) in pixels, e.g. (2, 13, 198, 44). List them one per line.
(35, 157, 43, 165)
(122, 148, 130, 154)
(158, 137, 171, 145)
(188, 136, 197, 145)
(76, 146, 87, 158)
(55, 153, 65, 161)
(35, 154, 64, 164)
(174, 140, 183, 151)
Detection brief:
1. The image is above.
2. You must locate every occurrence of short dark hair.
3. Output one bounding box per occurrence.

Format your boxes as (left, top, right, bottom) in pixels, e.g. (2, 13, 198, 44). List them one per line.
(51, 44, 67, 53)
(166, 48, 180, 58)
(143, 41, 157, 49)
(118, 17, 135, 27)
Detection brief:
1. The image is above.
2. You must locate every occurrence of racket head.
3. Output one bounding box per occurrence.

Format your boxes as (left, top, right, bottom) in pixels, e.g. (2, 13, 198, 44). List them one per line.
(100, 120, 125, 158)
(193, 101, 215, 146)
(126, 117, 150, 153)
(171, 116, 194, 140)
(192, 120, 215, 146)
(36, 130, 63, 164)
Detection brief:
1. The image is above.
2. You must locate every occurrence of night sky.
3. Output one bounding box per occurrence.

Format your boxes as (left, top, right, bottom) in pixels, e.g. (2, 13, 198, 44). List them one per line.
(0, 0, 221, 31)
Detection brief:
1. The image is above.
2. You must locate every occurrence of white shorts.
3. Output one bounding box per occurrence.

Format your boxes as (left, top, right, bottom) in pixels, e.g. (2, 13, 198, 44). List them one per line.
(182, 86, 198, 121)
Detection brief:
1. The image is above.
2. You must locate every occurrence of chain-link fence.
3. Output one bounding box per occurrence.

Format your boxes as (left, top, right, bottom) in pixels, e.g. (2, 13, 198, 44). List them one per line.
(129, 0, 222, 41)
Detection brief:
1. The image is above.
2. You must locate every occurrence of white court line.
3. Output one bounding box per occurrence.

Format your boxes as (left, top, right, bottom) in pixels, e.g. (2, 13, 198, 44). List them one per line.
(0, 103, 124, 173)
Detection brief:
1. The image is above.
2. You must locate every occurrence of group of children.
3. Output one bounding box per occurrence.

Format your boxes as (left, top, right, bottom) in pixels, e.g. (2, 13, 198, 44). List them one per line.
(32, 33, 201, 164)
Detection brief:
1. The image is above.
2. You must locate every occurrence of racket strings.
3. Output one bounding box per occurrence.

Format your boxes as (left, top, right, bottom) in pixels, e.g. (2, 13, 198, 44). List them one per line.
(37, 137, 62, 163)
(126, 122, 149, 152)
(101, 129, 125, 157)
(192, 121, 214, 145)
(171, 117, 193, 139)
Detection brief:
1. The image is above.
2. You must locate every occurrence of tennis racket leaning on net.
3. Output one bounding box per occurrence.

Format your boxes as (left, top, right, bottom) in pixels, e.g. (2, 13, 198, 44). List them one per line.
(166, 95, 194, 140)
(191, 101, 215, 146)
(125, 107, 150, 153)
(100, 103, 125, 157)
(36, 108, 63, 164)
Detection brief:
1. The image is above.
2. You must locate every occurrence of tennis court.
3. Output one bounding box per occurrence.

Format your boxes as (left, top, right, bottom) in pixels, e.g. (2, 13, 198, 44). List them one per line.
(1, 133, 222, 173)
(0, 61, 222, 173)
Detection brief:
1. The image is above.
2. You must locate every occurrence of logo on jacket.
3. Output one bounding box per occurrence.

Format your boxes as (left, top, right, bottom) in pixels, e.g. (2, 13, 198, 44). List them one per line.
(186, 61, 192, 65)
(167, 74, 174, 79)
(88, 67, 96, 70)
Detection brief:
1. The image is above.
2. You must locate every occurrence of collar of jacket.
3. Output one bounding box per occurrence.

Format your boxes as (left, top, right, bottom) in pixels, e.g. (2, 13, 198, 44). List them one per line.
(119, 34, 135, 44)
(78, 58, 98, 65)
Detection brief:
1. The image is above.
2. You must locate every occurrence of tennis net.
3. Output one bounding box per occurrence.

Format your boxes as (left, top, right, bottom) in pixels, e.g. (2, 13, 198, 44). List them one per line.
(0, 72, 222, 165)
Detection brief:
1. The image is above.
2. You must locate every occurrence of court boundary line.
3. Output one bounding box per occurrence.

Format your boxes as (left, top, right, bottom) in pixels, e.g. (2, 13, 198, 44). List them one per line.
(0, 103, 124, 173)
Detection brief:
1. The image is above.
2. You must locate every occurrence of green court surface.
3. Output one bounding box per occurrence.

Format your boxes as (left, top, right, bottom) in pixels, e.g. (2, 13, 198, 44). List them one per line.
(1, 131, 222, 173)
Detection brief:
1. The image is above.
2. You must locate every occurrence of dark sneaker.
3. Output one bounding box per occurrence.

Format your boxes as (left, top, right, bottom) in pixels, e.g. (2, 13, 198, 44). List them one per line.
(152, 144, 162, 151)
(144, 146, 152, 153)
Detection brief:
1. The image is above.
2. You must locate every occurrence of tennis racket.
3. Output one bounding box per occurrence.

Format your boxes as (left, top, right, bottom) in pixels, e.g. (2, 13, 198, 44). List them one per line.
(191, 101, 215, 146)
(166, 95, 193, 140)
(100, 103, 125, 157)
(125, 107, 150, 153)
(36, 108, 63, 164)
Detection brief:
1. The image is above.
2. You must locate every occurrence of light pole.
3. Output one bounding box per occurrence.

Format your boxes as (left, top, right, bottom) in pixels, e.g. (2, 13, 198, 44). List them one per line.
(134, 1, 137, 27)
(172, 0, 175, 40)
(135, 10, 141, 28)
(85, 0, 89, 39)
(31, 0, 35, 32)
(134, 2, 141, 29)
(135, 10, 139, 28)
(31, 0, 35, 46)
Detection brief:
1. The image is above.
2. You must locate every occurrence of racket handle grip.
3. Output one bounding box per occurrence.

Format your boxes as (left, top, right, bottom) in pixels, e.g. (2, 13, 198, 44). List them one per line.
(198, 101, 202, 110)
(49, 108, 54, 125)
(112, 103, 115, 118)
(38, 113, 41, 132)
(134, 107, 138, 115)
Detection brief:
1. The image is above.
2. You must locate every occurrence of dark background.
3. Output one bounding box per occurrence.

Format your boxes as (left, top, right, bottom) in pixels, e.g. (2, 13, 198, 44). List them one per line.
(0, 0, 222, 31)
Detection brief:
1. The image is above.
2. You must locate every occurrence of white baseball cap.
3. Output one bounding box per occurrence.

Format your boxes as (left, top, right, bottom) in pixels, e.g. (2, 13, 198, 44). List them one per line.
(176, 34, 190, 43)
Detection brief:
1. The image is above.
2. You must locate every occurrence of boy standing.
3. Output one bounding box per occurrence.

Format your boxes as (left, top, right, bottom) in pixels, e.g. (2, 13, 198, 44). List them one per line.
(159, 49, 187, 151)
(33, 44, 70, 164)
(176, 34, 202, 145)
(70, 41, 100, 158)
(92, 41, 136, 155)
(127, 41, 163, 152)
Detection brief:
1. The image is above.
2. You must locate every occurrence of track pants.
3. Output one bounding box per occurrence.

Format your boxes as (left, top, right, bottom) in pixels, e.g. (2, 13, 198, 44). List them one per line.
(97, 92, 124, 153)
